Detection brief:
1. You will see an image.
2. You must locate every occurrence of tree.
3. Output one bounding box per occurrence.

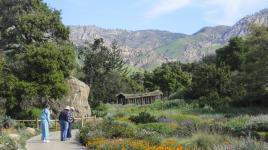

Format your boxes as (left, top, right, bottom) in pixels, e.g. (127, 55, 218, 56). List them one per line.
(82, 39, 127, 104)
(216, 37, 248, 71)
(0, 0, 69, 52)
(185, 64, 233, 108)
(239, 25, 268, 104)
(0, 0, 75, 118)
(144, 62, 191, 96)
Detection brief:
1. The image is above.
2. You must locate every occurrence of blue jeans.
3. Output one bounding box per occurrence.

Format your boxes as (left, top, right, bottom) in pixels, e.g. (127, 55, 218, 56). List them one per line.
(60, 120, 69, 141)
(41, 120, 49, 141)
(67, 122, 72, 138)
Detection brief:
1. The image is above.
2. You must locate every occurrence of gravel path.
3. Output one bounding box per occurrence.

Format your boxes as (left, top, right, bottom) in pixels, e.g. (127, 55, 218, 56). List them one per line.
(26, 130, 87, 150)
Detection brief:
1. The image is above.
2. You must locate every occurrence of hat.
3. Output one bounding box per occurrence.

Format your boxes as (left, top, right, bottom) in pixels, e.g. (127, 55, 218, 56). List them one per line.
(64, 106, 71, 110)
(70, 107, 75, 111)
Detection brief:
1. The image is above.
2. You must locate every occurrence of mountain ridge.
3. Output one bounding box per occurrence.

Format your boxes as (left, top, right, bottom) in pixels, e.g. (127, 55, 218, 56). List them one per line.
(69, 8, 268, 69)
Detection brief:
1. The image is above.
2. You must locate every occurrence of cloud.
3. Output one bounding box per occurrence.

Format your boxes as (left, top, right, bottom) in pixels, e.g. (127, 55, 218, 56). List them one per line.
(145, 0, 192, 18)
(202, 0, 268, 25)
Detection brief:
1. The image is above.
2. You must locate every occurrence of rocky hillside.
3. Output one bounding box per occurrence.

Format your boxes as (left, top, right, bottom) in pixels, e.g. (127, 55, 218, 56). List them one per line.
(69, 26, 186, 68)
(69, 8, 268, 68)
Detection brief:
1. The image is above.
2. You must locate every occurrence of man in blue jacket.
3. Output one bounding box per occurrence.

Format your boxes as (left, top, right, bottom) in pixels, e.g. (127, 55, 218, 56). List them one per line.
(59, 106, 71, 141)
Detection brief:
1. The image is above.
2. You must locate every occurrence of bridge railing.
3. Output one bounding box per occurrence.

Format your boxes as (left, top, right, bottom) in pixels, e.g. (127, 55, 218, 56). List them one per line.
(16, 116, 97, 129)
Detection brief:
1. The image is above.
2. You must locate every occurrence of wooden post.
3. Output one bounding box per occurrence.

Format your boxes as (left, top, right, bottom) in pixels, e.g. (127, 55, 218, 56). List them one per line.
(55, 120, 58, 130)
(36, 118, 39, 129)
(81, 116, 84, 128)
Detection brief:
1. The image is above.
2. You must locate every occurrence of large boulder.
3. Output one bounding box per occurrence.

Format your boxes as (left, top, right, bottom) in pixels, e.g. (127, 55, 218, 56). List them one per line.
(50, 77, 91, 117)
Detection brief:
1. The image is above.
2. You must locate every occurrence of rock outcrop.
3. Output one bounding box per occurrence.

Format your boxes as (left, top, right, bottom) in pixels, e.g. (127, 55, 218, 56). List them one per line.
(50, 77, 91, 117)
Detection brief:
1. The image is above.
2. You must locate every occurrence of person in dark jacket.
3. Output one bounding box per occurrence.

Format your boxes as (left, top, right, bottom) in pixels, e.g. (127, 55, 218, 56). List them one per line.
(67, 107, 75, 139)
(59, 106, 70, 141)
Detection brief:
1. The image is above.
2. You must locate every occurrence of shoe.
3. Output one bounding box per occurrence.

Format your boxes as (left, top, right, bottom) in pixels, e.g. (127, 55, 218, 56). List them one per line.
(42, 140, 46, 143)
(46, 140, 50, 143)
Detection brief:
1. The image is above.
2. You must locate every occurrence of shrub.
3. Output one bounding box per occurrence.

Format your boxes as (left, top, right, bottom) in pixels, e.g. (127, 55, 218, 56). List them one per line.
(101, 118, 137, 138)
(179, 133, 227, 150)
(258, 132, 268, 142)
(246, 115, 268, 131)
(91, 103, 108, 117)
(129, 112, 157, 124)
(214, 137, 268, 150)
(79, 123, 105, 145)
(0, 134, 18, 150)
(138, 123, 178, 136)
(226, 115, 250, 130)
(17, 129, 31, 149)
(0, 116, 16, 129)
(91, 110, 107, 118)
(168, 114, 202, 123)
(86, 138, 149, 150)
(28, 108, 42, 119)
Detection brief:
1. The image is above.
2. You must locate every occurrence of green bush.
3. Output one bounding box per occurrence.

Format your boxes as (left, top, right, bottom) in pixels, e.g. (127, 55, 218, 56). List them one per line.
(138, 123, 177, 136)
(91, 103, 108, 117)
(129, 112, 157, 124)
(101, 118, 137, 138)
(258, 132, 268, 142)
(28, 108, 42, 119)
(91, 110, 107, 117)
(79, 123, 105, 145)
(179, 133, 227, 150)
(17, 129, 31, 149)
(0, 116, 16, 129)
(214, 137, 268, 150)
(0, 134, 18, 150)
(246, 115, 268, 131)
(226, 115, 250, 130)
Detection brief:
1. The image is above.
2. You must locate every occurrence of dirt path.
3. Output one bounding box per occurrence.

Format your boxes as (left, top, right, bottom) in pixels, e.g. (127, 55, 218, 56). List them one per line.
(26, 130, 87, 150)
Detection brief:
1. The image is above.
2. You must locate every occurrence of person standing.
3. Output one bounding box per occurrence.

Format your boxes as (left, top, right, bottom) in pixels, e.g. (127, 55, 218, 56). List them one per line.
(67, 107, 75, 139)
(40, 104, 51, 143)
(59, 106, 70, 141)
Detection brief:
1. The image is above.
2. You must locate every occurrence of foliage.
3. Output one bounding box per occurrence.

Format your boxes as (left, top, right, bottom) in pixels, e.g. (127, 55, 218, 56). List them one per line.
(214, 137, 268, 150)
(226, 115, 250, 130)
(138, 123, 178, 136)
(129, 112, 157, 124)
(185, 64, 233, 108)
(0, 0, 69, 52)
(81, 39, 129, 105)
(216, 37, 248, 71)
(0, 133, 18, 150)
(0, 116, 16, 129)
(17, 43, 75, 98)
(178, 133, 227, 150)
(0, 0, 76, 118)
(101, 118, 137, 138)
(144, 62, 191, 96)
(239, 25, 268, 104)
(80, 100, 268, 150)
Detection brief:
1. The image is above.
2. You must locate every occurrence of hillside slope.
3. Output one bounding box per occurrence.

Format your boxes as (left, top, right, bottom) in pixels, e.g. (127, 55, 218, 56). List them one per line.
(69, 8, 268, 68)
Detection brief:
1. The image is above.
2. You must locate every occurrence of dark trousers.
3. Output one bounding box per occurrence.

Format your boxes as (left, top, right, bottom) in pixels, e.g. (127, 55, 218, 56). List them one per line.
(67, 122, 72, 138)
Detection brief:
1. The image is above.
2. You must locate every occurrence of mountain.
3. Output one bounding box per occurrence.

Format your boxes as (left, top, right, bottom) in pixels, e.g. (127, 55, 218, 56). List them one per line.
(69, 26, 186, 68)
(69, 8, 268, 69)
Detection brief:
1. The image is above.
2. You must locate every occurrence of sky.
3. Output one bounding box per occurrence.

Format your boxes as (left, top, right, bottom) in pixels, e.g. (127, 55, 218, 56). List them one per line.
(44, 0, 268, 34)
